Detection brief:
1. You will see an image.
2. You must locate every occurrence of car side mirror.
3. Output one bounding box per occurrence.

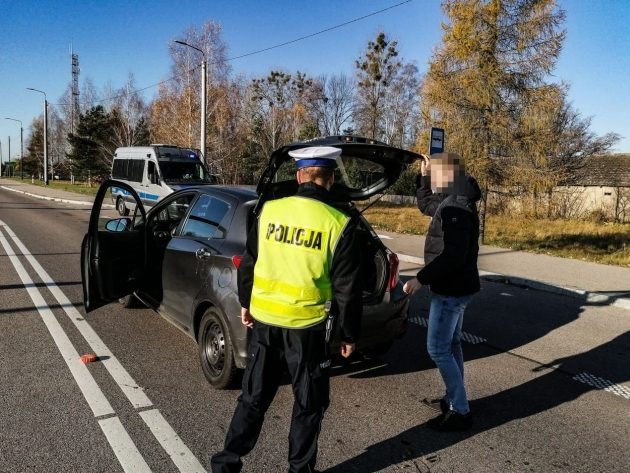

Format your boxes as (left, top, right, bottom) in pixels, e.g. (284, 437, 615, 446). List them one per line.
(105, 217, 132, 232)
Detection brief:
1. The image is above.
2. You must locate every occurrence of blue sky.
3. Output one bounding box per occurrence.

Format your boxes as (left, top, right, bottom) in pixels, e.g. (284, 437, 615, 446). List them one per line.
(1, 0, 628, 159)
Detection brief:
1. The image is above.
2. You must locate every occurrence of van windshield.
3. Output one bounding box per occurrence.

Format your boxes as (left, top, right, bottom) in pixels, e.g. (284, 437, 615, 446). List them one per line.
(159, 160, 213, 184)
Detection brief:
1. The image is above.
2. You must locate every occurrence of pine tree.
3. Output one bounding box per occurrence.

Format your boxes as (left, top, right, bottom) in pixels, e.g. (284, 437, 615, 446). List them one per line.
(67, 106, 116, 179)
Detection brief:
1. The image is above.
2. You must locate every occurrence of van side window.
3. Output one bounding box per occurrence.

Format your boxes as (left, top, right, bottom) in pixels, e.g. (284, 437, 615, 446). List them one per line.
(112, 159, 129, 179)
(129, 160, 145, 183)
(181, 194, 231, 239)
(147, 161, 158, 184)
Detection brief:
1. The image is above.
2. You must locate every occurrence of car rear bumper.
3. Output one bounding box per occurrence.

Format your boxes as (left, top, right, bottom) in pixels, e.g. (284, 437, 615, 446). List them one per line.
(355, 289, 409, 350)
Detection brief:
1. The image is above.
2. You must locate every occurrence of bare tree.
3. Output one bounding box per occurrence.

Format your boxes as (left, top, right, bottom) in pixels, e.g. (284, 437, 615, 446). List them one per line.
(315, 73, 355, 136)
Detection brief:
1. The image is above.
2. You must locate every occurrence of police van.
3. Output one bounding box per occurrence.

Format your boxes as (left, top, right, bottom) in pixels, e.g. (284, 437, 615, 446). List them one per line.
(111, 145, 215, 215)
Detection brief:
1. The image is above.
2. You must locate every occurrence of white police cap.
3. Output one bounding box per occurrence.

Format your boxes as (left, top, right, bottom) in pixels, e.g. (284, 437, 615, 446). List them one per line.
(289, 146, 341, 169)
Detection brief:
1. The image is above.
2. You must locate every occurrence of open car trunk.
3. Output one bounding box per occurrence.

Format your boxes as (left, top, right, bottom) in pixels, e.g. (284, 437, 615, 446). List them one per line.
(253, 136, 423, 304)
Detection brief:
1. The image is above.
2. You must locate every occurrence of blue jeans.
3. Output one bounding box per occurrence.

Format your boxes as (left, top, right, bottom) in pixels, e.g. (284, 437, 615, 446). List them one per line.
(427, 293, 473, 414)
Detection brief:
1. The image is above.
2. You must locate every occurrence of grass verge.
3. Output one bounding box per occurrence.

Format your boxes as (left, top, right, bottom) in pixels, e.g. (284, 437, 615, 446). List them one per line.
(5, 177, 99, 196)
(361, 203, 630, 267)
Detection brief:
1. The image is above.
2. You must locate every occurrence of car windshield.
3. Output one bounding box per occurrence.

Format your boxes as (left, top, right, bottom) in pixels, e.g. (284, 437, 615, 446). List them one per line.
(159, 160, 213, 184)
(275, 154, 386, 190)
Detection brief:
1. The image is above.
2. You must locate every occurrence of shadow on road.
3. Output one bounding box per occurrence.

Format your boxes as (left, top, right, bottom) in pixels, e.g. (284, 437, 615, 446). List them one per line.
(324, 278, 630, 472)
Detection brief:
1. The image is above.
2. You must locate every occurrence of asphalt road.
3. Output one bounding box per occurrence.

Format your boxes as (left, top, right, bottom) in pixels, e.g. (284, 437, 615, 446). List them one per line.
(1, 186, 629, 473)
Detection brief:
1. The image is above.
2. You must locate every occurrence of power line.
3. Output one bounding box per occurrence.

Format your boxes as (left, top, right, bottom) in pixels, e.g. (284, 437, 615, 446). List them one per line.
(52, 0, 413, 107)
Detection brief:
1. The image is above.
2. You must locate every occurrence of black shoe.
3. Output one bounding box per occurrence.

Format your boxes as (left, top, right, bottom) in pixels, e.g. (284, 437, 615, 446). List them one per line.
(427, 410, 472, 432)
(422, 397, 449, 414)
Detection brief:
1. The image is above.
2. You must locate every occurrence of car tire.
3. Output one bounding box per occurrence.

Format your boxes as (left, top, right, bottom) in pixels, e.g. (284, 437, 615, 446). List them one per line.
(117, 197, 130, 216)
(118, 294, 144, 308)
(198, 308, 237, 389)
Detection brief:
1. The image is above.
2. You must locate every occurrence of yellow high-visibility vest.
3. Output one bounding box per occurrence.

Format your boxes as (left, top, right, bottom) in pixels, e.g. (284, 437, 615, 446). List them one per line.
(250, 195, 350, 328)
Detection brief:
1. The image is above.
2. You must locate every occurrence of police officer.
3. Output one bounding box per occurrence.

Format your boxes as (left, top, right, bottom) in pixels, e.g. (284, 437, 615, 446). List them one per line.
(211, 146, 362, 473)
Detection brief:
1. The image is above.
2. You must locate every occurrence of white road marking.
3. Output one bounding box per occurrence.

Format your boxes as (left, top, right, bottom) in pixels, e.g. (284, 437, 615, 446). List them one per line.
(0, 219, 207, 472)
(99, 417, 153, 473)
(408, 316, 487, 344)
(140, 409, 207, 473)
(0, 227, 115, 418)
(0, 220, 152, 409)
(376, 234, 393, 240)
(573, 372, 630, 400)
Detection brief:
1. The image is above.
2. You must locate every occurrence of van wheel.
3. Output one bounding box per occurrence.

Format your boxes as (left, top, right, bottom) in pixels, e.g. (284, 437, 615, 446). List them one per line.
(198, 308, 237, 389)
(117, 197, 129, 216)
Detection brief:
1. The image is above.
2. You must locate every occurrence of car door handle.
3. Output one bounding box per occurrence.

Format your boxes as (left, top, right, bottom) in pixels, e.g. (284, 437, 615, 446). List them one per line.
(195, 248, 212, 260)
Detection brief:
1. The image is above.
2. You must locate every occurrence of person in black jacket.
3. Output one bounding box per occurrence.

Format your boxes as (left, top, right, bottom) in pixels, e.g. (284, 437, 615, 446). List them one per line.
(211, 147, 362, 473)
(403, 152, 481, 432)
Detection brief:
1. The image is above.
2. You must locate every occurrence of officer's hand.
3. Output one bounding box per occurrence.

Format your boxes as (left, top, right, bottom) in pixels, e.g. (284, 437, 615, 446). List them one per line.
(241, 308, 254, 328)
(403, 278, 422, 295)
(340, 341, 355, 358)
(420, 155, 431, 176)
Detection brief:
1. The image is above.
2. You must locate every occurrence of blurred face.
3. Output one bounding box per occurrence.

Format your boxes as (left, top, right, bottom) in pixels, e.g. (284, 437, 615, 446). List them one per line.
(431, 160, 457, 192)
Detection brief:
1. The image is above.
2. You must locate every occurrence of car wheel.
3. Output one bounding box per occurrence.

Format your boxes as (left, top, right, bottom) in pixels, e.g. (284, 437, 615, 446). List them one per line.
(118, 294, 143, 308)
(198, 308, 237, 389)
(117, 197, 129, 216)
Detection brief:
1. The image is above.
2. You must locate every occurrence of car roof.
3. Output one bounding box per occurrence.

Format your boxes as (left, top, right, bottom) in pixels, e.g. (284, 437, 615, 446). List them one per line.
(192, 185, 258, 203)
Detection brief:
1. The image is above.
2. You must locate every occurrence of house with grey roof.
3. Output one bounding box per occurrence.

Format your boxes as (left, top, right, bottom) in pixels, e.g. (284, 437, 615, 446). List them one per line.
(556, 154, 630, 222)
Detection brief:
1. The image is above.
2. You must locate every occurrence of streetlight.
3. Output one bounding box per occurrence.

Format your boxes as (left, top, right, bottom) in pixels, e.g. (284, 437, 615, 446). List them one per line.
(26, 88, 48, 185)
(174, 40, 207, 161)
(5, 118, 23, 179)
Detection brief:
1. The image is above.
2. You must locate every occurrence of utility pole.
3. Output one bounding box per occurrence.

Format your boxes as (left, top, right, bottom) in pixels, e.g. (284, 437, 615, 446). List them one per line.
(6, 119, 24, 180)
(174, 40, 207, 161)
(7, 136, 10, 177)
(27, 88, 48, 185)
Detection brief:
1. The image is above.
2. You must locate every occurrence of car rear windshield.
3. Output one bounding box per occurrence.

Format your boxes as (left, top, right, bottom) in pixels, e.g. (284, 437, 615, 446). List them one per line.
(159, 160, 213, 184)
(276, 154, 386, 191)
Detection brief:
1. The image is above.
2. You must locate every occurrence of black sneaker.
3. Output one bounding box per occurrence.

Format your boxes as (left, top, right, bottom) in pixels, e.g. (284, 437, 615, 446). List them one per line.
(422, 397, 449, 414)
(427, 410, 472, 432)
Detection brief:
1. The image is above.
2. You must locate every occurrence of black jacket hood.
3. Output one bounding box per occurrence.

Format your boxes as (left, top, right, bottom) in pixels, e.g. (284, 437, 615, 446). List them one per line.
(463, 175, 482, 202)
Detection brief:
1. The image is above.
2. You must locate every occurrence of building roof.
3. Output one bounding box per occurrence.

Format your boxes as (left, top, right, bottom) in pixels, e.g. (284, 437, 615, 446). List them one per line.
(568, 154, 630, 187)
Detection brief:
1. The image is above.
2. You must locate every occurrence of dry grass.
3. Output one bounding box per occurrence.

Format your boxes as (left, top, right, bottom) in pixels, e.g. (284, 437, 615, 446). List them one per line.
(362, 203, 630, 267)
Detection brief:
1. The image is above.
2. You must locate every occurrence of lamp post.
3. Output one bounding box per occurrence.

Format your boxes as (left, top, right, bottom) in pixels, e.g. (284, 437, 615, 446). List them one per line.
(5, 118, 23, 180)
(174, 40, 207, 161)
(26, 88, 48, 185)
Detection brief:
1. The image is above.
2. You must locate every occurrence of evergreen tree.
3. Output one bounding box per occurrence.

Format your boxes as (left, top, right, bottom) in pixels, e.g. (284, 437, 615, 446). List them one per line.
(67, 106, 116, 179)
(24, 118, 45, 176)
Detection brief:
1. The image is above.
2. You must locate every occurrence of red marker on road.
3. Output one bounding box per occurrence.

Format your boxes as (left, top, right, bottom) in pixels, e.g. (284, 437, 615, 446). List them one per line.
(80, 353, 98, 364)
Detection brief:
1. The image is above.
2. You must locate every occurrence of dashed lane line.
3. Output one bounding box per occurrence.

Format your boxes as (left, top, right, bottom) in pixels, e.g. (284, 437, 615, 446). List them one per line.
(410, 315, 630, 402)
(573, 372, 630, 400)
(408, 316, 487, 344)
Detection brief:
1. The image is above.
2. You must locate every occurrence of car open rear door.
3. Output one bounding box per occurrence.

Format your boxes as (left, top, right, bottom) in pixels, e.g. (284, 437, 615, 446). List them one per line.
(81, 180, 147, 313)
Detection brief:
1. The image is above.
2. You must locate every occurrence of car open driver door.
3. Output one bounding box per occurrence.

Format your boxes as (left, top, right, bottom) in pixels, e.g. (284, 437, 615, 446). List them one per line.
(81, 179, 147, 313)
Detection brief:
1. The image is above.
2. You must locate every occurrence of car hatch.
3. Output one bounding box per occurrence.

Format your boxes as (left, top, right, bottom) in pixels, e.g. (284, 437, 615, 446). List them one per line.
(256, 136, 423, 204)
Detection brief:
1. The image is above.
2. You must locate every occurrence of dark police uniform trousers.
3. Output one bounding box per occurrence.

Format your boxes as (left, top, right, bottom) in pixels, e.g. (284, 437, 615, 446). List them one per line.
(211, 320, 330, 473)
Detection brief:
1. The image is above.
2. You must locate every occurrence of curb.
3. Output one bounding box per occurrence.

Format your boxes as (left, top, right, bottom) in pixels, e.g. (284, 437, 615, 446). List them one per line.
(397, 253, 630, 312)
(0, 185, 114, 209)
